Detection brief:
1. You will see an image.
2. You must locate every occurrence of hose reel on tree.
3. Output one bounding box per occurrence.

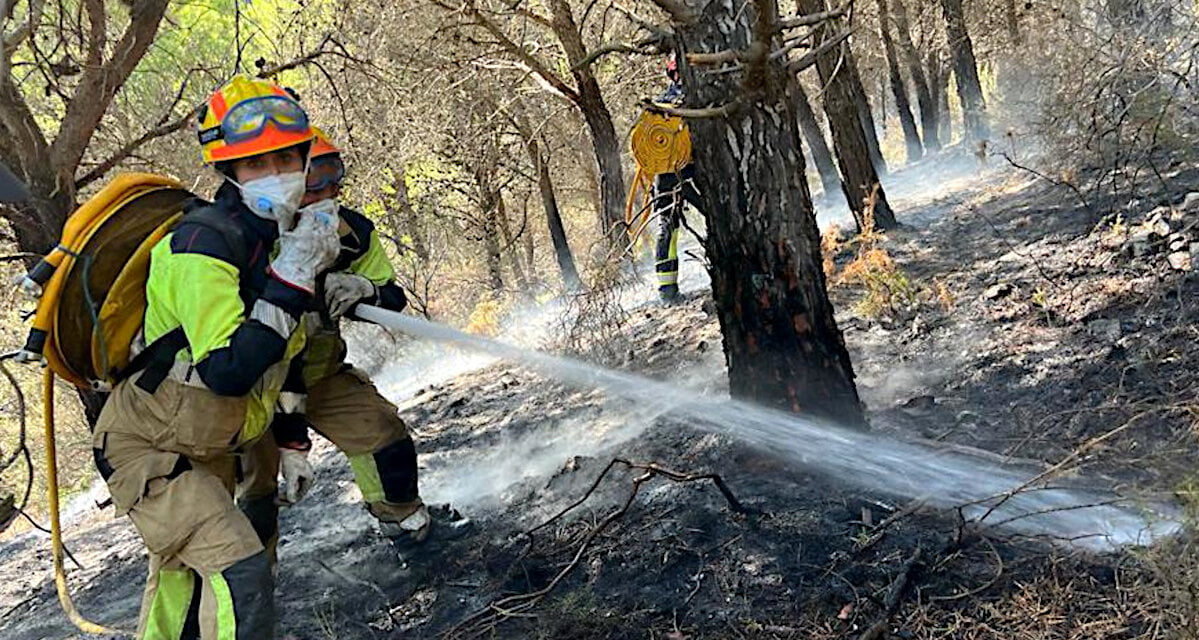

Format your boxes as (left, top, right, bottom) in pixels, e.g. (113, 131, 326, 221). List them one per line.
(625, 108, 692, 254)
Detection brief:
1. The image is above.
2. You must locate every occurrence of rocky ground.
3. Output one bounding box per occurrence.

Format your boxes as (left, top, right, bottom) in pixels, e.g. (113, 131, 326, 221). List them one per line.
(2, 153, 1198, 639)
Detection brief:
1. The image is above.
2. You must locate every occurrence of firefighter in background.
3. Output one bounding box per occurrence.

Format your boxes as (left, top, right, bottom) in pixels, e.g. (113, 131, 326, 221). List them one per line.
(649, 56, 704, 303)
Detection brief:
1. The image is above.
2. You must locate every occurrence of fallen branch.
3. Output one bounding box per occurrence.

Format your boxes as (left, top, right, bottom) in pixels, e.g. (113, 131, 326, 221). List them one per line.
(857, 547, 923, 640)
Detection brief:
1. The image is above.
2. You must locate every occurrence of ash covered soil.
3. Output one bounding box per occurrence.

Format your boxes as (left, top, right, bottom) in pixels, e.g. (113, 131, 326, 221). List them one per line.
(3, 154, 1199, 639)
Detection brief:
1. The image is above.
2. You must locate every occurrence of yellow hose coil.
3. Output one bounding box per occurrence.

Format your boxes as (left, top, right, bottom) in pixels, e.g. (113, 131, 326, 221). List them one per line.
(630, 110, 692, 177)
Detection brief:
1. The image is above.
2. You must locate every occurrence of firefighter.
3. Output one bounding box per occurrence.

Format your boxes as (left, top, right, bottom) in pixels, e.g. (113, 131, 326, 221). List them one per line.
(650, 56, 704, 303)
(90, 76, 341, 638)
(237, 128, 464, 561)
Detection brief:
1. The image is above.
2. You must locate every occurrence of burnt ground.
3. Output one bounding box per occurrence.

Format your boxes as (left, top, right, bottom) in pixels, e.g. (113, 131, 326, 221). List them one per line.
(2, 153, 1199, 639)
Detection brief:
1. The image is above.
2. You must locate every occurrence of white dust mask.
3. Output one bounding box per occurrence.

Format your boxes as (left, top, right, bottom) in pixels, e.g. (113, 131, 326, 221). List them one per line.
(231, 172, 308, 230)
(296, 198, 341, 235)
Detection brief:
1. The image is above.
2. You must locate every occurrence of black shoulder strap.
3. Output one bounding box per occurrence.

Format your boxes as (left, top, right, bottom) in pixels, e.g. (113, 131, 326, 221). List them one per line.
(181, 207, 250, 277)
(114, 208, 252, 392)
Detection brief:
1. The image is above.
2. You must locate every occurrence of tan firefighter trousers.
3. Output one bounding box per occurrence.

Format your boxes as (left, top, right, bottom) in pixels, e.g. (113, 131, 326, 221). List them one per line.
(93, 378, 274, 640)
(237, 367, 423, 552)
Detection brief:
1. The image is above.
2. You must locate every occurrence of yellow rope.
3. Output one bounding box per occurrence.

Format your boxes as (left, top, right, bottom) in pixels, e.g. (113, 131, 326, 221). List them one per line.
(43, 368, 122, 636)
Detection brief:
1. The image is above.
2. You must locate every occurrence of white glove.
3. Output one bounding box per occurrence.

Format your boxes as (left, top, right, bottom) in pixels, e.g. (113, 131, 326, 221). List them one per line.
(324, 272, 376, 318)
(278, 448, 315, 505)
(269, 202, 341, 293)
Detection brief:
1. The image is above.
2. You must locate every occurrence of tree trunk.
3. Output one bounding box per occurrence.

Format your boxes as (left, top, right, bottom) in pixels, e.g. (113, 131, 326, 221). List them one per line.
(512, 108, 583, 292)
(842, 51, 888, 176)
(940, 0, 989, 143)
(480, 205, 505, 294)
(928, 52, 953, 144)
(471, 162, 505, 293)
(389, 169, 429, 260)
(891, 0, 940, 152)
(1004, 0, 1022, 44)
(548, 0, 627, 249)
(535, 155, 582, 293)
(791, 82, 842, 200)
(496, 195, 532, 294)
(670, 0, 865, 426)
(521, 194, 536, 281)
(798, 0, 898, 231)
(876, 0, 923, 164)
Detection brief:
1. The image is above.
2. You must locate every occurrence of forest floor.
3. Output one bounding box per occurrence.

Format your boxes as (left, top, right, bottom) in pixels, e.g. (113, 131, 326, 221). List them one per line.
(2, 151, 1199, 639)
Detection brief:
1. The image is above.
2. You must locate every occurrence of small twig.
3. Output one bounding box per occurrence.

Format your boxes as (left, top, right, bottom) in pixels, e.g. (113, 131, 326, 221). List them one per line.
(0, 252, 39, 263)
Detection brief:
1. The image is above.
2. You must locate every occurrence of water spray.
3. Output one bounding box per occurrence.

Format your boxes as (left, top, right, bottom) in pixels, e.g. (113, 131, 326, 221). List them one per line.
(356, 305, 1181, 551)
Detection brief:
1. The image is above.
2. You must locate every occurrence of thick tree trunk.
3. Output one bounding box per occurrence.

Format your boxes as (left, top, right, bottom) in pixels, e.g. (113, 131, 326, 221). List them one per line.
(940, 0, 989, 143)
(891, 0, 941, 152)
(576, 93, 627, 247)
(798, 0, 898, 231)
(876, 0, 923, 164)
(791, 82, 842, 200)
(671, 0, 865, 426)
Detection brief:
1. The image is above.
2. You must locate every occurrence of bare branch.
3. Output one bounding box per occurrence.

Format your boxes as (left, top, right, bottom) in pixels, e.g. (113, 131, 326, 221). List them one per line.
(573, 34, 665, 70)
(644, 99, 741, 118)
(1, 0, 42, 55)
(434, 0, 580, 101)
(255, 36, 338, 78)
(688, 49, 741, 65)
(75, 111, 190, 189)
(82, 0, 105, 68)
(49, 0, 170, 179)
(778, 3, 846, 29)
(786, 27, 853, 72)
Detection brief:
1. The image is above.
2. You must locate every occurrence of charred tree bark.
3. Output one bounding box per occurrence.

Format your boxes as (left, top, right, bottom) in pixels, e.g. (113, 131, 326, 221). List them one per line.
(534, 155, 583, 293)
(791, 82, 842, 200)
(940, 0, 989, 143)
(664, 0, 865, 426)
(876, 0, 923, 164)
(798, 0, 898, 231)
(891, 0, 940, 152)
